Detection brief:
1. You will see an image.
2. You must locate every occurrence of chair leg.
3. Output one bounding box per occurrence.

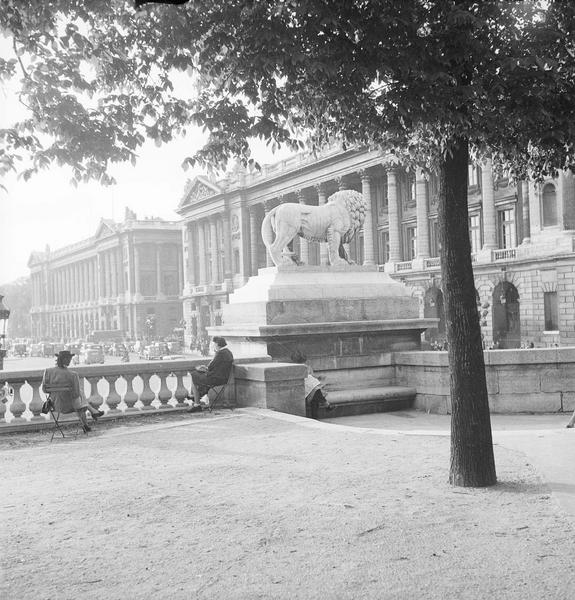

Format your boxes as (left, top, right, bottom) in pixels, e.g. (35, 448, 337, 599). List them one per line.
(49, 409, 66, 442)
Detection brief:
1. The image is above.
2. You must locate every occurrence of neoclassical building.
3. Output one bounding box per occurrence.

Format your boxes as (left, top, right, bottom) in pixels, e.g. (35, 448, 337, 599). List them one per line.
(28, 209, 183, 341)
(177, 146, 575, 348)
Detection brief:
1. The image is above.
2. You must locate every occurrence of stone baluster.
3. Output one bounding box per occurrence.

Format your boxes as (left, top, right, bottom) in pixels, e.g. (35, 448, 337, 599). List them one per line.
(123, 374, 139, 411)
(85, 376, 104, 410)
(104, 375, 122, 413)
(173, 371, 189, 408)
(10, 380, 26, 420)
(28, 379, 45, 421)
(157, 372, 172, 408)
(139, 373, 155, 409)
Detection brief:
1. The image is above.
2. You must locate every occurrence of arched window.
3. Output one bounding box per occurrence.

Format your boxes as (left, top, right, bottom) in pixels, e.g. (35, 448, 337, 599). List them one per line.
(542, 183, 558, 227)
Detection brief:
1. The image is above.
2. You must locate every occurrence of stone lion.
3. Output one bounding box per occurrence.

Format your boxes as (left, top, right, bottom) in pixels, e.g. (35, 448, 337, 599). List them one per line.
(261, 190, 366, 266)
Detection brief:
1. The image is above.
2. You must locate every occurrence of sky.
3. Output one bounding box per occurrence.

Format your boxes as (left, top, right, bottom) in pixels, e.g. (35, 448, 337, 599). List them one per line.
(0, 34, 291, 287)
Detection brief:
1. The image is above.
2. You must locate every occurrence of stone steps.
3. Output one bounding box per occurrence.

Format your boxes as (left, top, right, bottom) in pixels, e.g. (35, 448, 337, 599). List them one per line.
(317, 385, 416, 419)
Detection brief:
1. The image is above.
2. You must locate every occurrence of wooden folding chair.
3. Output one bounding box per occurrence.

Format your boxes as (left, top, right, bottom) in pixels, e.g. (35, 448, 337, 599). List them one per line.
(207, 370, 234, 412)
(47, 399, 82, 442)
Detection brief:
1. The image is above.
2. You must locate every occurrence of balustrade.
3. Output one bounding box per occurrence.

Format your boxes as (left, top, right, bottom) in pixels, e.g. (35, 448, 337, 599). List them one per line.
(0, 360, 212, 429)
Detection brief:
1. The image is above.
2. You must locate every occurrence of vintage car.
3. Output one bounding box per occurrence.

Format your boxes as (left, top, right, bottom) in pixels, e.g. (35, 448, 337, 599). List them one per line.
(79, 344, 105, 365)
(141, 342, 169, 360)
(12, 343, 28, 357)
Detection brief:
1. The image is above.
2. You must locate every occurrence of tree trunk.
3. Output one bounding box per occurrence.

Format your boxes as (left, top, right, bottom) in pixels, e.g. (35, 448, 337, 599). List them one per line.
(438, 137, 497, 487)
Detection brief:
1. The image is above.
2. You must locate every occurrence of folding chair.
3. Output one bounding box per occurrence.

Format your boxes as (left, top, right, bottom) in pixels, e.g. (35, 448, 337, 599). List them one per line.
(43, 387, 85, 442)
(207, 370, 234, 413)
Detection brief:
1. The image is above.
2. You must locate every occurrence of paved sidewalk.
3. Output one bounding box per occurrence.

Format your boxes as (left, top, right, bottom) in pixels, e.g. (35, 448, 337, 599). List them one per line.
(1, 409, 574, 600)
(323, 411, 575, 519)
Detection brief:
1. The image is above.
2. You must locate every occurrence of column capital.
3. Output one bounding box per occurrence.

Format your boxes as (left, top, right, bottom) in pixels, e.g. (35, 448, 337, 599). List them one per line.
(314, 182, 327, 195)
(335, 175, 348, 190)
(248, 204, 258, 215)
(358, 169, 371, 183)
(383, 162, 399, 174)
(296, 189, 307, 203)
(264, 199, 274, 212)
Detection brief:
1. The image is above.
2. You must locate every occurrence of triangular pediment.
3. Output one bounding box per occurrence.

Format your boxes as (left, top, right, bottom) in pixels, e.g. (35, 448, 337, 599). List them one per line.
(94, 219, 117, 239)
(27, 251, 45, 268)
(178, 176, 221, 208)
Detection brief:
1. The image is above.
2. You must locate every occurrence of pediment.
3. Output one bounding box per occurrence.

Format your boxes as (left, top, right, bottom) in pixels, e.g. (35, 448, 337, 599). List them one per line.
(27, 251, 45, 268)
(94, 219, 117, 239)
(178, 176, 221, 208)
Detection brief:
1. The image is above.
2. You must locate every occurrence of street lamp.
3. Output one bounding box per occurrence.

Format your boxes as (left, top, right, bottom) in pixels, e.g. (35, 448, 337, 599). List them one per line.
(0, 295, 11, 371)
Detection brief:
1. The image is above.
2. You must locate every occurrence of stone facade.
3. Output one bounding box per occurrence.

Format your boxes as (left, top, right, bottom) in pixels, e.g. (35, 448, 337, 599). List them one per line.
(177, 147, 575, 349)
(28, 209, 183, 341)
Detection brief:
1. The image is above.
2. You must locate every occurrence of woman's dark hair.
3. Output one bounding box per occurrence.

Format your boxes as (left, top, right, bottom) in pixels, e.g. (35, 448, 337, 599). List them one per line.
(56, 354, 73, 368)
(212, 336, 227, 348)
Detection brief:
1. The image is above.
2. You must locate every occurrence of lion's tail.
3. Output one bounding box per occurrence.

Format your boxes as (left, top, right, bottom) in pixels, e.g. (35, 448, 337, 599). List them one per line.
(261, 205, 279, 249)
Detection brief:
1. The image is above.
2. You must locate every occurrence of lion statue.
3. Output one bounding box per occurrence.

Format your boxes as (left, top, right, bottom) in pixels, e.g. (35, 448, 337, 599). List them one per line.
(261, 189, 366, 266)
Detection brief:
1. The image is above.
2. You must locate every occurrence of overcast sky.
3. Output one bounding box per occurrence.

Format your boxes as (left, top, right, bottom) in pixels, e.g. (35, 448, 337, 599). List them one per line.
(0, 34, 290, 287)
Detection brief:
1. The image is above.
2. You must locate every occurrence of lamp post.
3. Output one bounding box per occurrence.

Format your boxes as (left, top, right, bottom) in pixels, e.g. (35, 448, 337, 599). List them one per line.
(0, 295, 11, 370)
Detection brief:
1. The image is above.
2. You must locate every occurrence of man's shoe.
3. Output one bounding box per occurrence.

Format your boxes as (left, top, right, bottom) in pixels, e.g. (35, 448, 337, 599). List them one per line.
(92, 410, 105, 422)
(188, 404, 202, 413)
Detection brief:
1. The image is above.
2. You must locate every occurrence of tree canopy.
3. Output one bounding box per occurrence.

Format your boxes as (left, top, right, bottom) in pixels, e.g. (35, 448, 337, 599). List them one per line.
(1, 1, 574, 185)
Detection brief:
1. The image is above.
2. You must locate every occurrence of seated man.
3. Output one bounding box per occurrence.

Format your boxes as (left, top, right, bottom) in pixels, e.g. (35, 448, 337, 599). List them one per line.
(188, 336, 233, 411)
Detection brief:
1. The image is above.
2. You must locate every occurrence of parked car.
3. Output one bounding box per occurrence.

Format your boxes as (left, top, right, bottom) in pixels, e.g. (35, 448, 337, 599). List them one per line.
(110, 342, 128, 357)
(79, 344, 105, 365)
(40, 342, 55, 358)
(167, 341, 181, 354)
(13, 343, 27, 357)
(141, 342, 169, 360)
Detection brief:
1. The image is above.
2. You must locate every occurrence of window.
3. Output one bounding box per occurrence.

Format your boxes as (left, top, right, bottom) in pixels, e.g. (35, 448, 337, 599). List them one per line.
(468, 164, 479, 187)
(429, 218, 440, 257)
(498, 208, 516, 249)
(469, 214, 482, 254)
(377, 230, 389, 264)
(542, 183, 558, 227)
(544, 291, 558, 331)
(376, 176, 388, 216)
(163, 273, 178, 296)
(404, 225, 417, 260)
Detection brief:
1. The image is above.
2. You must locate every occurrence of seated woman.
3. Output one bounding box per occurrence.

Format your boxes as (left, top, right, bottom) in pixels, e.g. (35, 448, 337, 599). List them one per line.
(290, 351, 333, 419)
(42, 350, 104, 432)
(188, 336, 234, 411)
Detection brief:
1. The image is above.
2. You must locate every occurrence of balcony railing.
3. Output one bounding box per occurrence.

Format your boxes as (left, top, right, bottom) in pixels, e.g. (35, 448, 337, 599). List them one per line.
(423, 257, 441, 269)
(492, 248, 517, 261)
(395, 261, 413, 272)
(0, 359, 226, 430)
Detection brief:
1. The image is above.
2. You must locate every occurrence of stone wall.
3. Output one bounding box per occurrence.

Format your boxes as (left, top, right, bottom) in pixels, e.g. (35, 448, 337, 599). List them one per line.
(394, 347, 575, 414)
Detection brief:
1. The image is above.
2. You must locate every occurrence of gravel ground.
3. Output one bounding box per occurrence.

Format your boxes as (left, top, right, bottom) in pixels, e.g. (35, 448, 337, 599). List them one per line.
(1, 409, 574, 600)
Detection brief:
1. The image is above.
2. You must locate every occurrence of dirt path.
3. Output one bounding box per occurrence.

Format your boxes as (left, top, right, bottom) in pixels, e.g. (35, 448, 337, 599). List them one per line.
(1, 410, 574, 599)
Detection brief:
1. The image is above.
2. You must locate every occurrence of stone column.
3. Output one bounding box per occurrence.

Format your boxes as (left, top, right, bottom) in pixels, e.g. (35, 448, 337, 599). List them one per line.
(249, 205, 259, 276)
(360, 171, 375, 266)
(562, 170, 575, 230)
(315, 183, 329, 265)
(528, 180, 541, 235)
(222, 211, 233, 281)
(296, 190, 309, 264)
(481, 158, 497, 249)
(156, 244, 163, 295)
(415, 168, 430, 259)
(264, 200, 274, 267)
(198, 220, 207, 285)
(336, 177, 351, 258)
(112, 250, 119, 297)
(520, 180, 531, 243)
(210, 216, 219, 282)
(133, 246, 141, 294)
(386, 167, 401, 263)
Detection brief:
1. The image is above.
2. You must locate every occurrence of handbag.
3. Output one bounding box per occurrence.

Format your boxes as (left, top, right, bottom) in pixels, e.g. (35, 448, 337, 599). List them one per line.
(41, 397, 54, 414)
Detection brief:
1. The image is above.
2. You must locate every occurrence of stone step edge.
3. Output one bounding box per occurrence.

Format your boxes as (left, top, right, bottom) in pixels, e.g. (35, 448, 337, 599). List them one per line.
(326, 386, 416, 405)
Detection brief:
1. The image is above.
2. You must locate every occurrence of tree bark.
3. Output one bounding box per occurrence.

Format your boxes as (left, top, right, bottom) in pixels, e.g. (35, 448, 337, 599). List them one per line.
(438, 137, 497, 487)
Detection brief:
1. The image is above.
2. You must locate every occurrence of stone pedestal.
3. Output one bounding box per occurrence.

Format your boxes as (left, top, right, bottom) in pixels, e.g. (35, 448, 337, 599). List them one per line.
(209, 266, 436, 377)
